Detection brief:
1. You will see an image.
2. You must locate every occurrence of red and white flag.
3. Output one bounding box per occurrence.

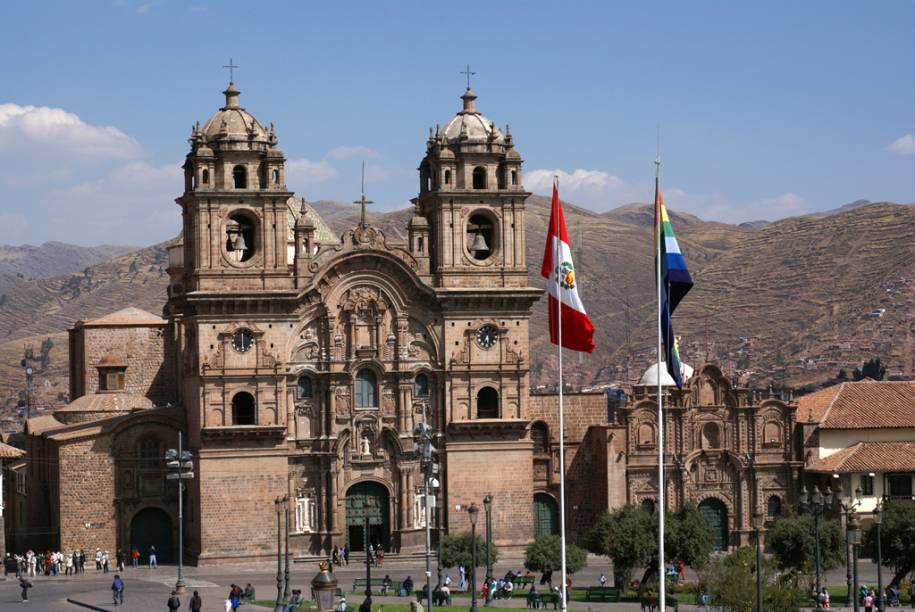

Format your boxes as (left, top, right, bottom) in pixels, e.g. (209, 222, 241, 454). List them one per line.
(540, 183, 595, 353)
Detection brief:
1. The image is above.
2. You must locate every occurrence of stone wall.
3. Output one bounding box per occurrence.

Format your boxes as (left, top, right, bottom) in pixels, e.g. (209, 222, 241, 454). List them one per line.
(195, 452, 288, 564)
(72, 324, 175, 405)
(445, 438, 533, 546)
(59, 437, 117, 554)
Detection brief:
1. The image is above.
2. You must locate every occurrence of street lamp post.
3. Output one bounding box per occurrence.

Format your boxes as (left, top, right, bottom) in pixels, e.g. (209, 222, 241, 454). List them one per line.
(752, 512, 764, 612)
(848, 510, 861, 612)
(165, 432, 194, 595)
(874, 502, 884, 612)
(836, 485, 862, 610)
(800, 484, 834, 605)
(362, 497, 372, 609)
(275, 497, 285, 612)
(468, 503, 479, 612)
(482, 496, 493, 583)
(284, 496, 291, 604)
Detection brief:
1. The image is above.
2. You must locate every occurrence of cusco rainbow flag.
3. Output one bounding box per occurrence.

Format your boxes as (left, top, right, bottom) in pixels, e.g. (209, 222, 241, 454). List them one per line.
(654, 187, 693, 387)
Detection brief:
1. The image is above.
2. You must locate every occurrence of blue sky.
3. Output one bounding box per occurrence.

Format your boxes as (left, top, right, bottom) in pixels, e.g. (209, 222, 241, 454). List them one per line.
(1, 0, 914, 245)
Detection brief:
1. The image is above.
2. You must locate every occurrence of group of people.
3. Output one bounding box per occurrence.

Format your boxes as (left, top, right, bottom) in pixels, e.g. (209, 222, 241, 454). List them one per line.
(3, 545, 156, 578)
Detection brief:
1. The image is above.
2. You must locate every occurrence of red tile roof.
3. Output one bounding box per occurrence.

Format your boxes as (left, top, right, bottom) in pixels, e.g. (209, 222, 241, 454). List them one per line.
(795, 380, 915, 429)
(0, 442, 25, 459)
(806, 441, 915, 473)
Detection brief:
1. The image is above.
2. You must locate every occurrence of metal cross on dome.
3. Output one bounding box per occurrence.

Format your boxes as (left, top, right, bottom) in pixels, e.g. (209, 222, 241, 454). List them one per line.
(223, 58, 239, 83)
(461, 64, 476, 89)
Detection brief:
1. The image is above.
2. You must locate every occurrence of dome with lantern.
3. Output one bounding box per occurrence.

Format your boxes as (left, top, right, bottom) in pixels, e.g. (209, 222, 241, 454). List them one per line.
(437, 88, 506, 144)
(200, 82, 270, 141)
(638, 361, 695, 387)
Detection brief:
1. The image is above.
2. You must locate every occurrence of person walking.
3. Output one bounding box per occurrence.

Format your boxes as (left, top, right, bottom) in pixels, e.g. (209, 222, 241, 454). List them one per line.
(112, 574, 125, 605)
(864, 590, 875, 612)
(167, 590, 181, 611)
(459, 564, 466, 589)
(149, 545, 158, 569)
(342, 545, 349, 566)
(131, 547, 140, 568)
(19, 575, 33, 602)
(189, 590, 203, 612)
(697, 587, 711, 611)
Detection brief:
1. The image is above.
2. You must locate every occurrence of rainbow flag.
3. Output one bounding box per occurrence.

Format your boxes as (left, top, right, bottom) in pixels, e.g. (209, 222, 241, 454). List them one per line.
(655, 187, 693, 387)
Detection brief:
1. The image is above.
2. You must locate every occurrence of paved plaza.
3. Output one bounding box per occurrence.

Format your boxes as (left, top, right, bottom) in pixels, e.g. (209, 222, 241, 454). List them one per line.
(0, 554, 895, 611)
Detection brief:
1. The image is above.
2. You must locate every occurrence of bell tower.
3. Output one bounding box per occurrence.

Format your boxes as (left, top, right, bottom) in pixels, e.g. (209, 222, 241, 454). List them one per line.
(414, 87, 528, 288)
(176, 81, 294, 293)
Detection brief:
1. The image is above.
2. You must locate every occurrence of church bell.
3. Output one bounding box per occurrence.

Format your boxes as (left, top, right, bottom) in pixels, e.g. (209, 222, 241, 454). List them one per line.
(469, 232, 489, 254)
(232, 232, 248, 252)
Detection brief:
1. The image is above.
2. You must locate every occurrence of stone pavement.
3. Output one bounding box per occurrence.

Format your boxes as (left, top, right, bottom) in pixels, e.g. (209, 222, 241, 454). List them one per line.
(0, 554, 895, 611)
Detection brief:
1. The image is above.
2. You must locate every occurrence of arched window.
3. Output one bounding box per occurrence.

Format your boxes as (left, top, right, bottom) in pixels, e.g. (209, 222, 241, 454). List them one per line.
(641, 499, 656, 515)
(531, 422, 549, 454)
(476, 387, 499, 418)
(637, 423, 655, 447)
(272, 168, 280, 184)
(355, 369, 377, 409)
(472, 167, 487, 189)
(414, 373, 429, 397)
(701, 422, 721, 449)
(232, 165, 247, 189)
(497, 169, 506, 189)
(511, 170, 518, 185)
(466, 213, 494, 260)
(297, 375, 313, 399)
(763, 421, 782, 446)
(202, 168, 209, 185)
(232, 392, 256, 425)
(767, 495, 782, 518)
(444, 169, 451, 185)
(225, 213, 255, 262)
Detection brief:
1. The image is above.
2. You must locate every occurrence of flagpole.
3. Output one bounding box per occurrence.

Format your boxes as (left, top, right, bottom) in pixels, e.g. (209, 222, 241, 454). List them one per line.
(554, 176, 569, 612)
(654, 156, 666, 608)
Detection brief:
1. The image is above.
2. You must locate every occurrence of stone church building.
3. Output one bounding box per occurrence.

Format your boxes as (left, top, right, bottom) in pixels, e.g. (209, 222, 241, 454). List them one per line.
(22, 81, 584, 563)
(17, 81, 806, 564)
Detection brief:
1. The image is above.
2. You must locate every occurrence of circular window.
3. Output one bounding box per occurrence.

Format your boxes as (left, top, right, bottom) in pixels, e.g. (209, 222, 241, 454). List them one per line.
(466, 212, 497, 261)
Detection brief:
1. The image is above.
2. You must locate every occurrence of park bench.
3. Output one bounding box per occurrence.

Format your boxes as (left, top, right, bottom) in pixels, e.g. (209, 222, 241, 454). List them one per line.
(585, 586, 621, 602)
(537, 591, 560, 609)
(414, 589, 453, 605)
(352, 578, 403, 595)
(512, 575, 535, 589)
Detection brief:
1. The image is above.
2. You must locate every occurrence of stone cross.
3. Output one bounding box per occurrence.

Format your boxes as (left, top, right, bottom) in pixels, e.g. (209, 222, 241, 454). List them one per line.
(353, 161, 373, 228)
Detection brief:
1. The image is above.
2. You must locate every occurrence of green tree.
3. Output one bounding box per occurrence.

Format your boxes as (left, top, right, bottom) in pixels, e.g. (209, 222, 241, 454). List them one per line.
(768, 513, 845, 573)
(524, 535, 587, 575)
(440, 532, 498, 569)
(587, 504, 714, 592)
(587, 505, 655, 587)
(701, 546, 802, 612)
(866, 500, 915, 587)
(853, 357, 886, 381)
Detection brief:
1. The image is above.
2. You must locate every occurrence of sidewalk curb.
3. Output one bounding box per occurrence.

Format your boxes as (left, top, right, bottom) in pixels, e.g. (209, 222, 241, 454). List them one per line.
(66, 597, 108, 611)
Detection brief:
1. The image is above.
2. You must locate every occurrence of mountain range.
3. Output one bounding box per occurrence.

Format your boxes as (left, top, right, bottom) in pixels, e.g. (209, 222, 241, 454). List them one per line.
(1, 198, 912, 421)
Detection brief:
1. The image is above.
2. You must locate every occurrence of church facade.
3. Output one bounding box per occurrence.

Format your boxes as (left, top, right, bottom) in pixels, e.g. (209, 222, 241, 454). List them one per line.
(24, 81, 569, 563)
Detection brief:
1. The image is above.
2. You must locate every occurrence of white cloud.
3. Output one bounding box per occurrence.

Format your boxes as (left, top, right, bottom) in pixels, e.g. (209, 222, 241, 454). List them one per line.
(328, 145, 380, 159)
(525, 168, 642, 211)
(0, 103, 140, 159)
(39, 161, 182, 244)
(888, 134, 915, 155)
(751, 192, 806, 217)
(285, 158, 338, 187)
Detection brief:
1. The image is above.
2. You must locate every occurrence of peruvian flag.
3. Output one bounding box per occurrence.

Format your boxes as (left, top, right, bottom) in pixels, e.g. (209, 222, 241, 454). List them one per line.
(540, 183, 595, 353)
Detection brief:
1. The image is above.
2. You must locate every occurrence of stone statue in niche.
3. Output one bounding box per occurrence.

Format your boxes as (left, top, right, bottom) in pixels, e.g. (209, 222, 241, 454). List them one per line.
(361, 434, 372, 456)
